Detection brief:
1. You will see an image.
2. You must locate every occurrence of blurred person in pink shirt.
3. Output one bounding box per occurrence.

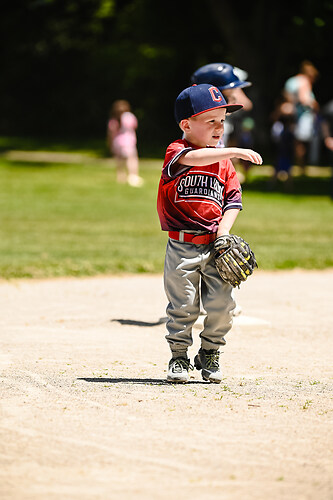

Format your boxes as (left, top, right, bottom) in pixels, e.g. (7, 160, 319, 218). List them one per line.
(107, 100, 143, 187)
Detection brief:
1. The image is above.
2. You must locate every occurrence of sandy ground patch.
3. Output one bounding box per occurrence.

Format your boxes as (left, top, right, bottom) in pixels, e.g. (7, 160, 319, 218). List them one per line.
(0, 271, 332, 499)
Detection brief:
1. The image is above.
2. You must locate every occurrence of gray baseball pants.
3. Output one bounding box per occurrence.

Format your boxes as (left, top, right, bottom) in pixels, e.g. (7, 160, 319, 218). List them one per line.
(164, 238, 235, 356)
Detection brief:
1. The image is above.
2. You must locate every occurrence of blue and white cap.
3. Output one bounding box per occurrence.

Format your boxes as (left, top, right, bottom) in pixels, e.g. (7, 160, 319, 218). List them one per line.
(191, 63, 252, 91)
(174, 84, 243, 123)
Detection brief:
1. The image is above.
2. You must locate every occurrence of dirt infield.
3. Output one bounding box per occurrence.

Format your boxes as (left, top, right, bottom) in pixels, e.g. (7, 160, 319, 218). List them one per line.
(1, 271, 332, 500)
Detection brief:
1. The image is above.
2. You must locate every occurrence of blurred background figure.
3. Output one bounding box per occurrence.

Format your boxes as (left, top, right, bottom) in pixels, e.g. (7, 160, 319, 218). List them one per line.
(191, 63, 254, 183)
(107, 100, 143, 187)
(269, 94, 295, 191)
(320, 99, 333, 199)
(283, 60, 320, 174)
(191, 63, 253, 145)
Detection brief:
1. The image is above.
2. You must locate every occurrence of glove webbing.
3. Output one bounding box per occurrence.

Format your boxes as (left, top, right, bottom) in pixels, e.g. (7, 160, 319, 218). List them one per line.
(216, 252, 250, 287)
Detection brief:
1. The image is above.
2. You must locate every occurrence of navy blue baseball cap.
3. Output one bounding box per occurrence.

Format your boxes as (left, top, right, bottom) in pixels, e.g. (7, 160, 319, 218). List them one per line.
(174, 84, 243, 123)
(191, 63, 252, 91)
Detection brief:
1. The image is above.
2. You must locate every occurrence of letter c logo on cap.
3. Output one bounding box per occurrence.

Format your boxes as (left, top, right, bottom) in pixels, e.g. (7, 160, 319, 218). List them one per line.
(209, 86, 222, 102)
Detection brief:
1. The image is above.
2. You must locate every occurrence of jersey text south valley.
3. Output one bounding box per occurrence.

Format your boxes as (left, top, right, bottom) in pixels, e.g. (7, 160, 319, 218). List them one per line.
(176, 174, 224, 204)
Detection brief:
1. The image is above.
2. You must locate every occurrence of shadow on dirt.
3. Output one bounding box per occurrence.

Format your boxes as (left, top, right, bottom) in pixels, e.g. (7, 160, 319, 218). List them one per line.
(78, 377, 207, 386)
(111, 317, 167, 327)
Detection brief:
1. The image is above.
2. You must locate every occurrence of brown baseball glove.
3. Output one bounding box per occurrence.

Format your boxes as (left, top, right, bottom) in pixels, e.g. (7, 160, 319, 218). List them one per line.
(214, 234, 258, 288)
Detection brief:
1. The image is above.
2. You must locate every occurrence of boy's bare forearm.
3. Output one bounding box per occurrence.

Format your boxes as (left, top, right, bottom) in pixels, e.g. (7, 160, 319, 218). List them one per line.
(217, 209, 240, 236)
(178, 147, 262, 166)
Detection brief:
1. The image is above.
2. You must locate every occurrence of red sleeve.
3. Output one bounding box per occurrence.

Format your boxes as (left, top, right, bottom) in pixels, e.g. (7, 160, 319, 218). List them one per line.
(162, 140, 194, 180)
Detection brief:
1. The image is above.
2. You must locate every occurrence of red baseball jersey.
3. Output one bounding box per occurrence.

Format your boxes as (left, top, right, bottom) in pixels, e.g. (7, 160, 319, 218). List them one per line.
(157, 139, 242, 232)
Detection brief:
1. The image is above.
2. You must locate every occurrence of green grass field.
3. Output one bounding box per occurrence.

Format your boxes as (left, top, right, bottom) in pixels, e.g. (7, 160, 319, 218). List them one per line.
(0, 152, 332, 278)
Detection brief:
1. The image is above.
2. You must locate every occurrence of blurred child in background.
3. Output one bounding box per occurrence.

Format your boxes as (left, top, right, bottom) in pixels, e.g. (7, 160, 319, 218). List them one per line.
(107, 100, 143, 187)
(191, 63, 254, 183)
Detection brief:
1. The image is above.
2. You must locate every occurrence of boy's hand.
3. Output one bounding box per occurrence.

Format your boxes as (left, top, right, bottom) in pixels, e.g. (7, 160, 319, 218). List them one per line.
(235, 149, 263, 165)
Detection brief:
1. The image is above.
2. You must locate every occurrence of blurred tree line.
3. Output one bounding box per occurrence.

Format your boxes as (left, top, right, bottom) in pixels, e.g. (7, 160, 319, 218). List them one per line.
(1, 0, 332, 157)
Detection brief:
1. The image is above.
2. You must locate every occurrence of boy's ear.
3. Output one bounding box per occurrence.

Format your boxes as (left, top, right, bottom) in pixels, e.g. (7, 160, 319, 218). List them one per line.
(179, 118, 190, 132)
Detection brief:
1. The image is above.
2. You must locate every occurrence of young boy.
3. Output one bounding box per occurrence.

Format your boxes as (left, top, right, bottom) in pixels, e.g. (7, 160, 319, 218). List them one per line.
(157, 84, 262, 383)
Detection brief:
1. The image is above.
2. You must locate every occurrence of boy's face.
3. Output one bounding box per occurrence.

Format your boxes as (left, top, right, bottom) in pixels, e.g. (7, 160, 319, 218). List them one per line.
(181, 108, 226, 147)
(223, 87, 252, 111)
